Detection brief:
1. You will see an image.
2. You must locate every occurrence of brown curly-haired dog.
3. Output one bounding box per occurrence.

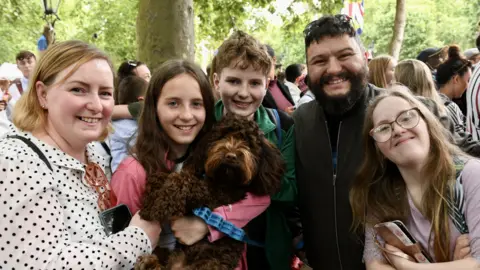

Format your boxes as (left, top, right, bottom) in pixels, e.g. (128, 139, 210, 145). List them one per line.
(135, 113, 285, 270)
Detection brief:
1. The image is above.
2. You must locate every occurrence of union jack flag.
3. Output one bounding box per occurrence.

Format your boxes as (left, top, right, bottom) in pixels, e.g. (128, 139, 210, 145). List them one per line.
(341, 0, 365, 35)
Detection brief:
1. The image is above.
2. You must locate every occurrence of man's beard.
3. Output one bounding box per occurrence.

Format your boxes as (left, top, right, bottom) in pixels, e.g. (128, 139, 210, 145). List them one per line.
(309, 65, 368, 116)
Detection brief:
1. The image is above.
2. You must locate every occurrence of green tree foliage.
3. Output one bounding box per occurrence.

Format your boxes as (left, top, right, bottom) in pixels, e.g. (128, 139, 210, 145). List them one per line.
(362, 0, 479, 60)
(1, 0, 477, 67)
(0, 0, 44, 62)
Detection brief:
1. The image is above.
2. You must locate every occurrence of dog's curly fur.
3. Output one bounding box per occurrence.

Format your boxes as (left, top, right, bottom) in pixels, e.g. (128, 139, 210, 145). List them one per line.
(135, 113, 285, 270)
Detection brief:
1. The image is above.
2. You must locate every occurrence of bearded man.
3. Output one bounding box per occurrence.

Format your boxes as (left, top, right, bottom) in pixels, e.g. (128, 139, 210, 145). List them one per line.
(293, 14, 480, 270)
(292, 14, 381, 270)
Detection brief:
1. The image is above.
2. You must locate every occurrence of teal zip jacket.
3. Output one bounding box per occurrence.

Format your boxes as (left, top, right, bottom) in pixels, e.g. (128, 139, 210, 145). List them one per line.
(215, 101, 297, 270)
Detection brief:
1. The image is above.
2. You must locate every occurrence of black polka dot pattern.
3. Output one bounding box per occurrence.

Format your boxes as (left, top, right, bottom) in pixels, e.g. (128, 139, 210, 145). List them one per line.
(0, 126, 152, 269)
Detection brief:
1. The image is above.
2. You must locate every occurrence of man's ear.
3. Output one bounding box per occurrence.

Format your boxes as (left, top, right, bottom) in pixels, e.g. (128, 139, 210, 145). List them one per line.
(36, 81, 48, 108)
(213, 72, 221, 92)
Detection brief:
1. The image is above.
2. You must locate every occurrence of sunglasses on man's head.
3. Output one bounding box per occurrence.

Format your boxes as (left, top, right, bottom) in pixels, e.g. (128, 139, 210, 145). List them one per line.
(303, 14, 353, 39)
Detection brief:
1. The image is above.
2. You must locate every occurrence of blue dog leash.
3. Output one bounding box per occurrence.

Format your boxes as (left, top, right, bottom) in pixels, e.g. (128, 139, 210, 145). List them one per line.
(193, 110, 301, 249)
(193, 207, 264, 247)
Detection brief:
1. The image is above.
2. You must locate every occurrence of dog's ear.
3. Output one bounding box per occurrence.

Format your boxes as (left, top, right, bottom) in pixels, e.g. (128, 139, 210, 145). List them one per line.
(249, 138, 285, 196)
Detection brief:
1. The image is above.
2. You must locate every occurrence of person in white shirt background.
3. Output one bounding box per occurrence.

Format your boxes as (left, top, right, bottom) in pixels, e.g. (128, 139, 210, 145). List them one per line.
(6, 50, 36, 119)
(0, 79, 11, 134)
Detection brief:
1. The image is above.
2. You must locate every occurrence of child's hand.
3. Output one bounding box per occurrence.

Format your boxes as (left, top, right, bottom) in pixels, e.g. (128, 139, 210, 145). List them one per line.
(171, 216, 209, 245)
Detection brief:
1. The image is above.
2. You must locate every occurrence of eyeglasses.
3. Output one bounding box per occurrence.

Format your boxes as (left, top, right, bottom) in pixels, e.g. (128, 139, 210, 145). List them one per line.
(85, 162, 117, 211)
(370, 108, 422, 143)
(303, 14, 353, 39)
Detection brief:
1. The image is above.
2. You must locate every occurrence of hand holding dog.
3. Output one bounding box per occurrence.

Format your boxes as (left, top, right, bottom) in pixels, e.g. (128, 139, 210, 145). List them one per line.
(171, 216, 209, 245)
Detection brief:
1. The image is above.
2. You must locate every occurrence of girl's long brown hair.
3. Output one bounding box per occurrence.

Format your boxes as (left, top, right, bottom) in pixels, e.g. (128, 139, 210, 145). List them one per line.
(394, 59, 445, 114)
(134, 60, 215, 177)
(350, 89, 462, 262)
(368, 55, 393, 88)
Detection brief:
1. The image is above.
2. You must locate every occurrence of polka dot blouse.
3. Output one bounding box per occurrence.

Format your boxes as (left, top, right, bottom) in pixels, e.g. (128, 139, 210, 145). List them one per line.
(0, 126, 152, 269)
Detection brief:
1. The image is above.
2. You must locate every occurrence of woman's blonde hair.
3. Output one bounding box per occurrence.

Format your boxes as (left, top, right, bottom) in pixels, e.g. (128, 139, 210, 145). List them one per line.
(13, 40, 114, 140)
(350, 89, 463, 262)
(394, 59, 444, 112)
(368, 55, 394, 88)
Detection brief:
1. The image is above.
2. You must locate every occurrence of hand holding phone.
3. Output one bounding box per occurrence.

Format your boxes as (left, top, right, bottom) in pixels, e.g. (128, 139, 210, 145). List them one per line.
(99, 204, 132, 236)
(374, 220, 433, 263)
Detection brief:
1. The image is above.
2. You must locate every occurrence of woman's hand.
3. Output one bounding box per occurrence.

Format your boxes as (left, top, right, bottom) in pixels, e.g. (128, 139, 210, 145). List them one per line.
(171, 216, 209, 245)
(129, 211, 162, 249)
(384, 244, 417, 270)
(454, 234, 471, 260)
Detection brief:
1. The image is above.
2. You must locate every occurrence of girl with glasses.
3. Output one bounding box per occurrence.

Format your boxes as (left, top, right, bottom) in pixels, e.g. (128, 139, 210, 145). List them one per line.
(350, 89, 480, 269)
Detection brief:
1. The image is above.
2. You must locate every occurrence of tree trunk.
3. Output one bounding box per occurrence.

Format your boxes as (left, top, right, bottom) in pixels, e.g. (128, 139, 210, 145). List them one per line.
(388, 0, 407, 60)
(136, 0, 194, 69)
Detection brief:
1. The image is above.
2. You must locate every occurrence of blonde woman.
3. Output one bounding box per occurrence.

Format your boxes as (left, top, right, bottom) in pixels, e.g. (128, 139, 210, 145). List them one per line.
(350, 89, 480, 269)
(368, 55, 397, 88)
(0, 40, 161, 269)
(394, 59, 480, 157)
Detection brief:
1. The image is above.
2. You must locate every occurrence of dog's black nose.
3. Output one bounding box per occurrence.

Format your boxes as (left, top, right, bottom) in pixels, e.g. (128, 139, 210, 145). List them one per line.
(225, 153, 237, 160)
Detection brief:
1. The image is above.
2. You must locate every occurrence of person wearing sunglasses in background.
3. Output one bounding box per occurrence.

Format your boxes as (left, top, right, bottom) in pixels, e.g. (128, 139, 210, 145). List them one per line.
(0, 40, 161, 269)
(293, 15, 473, 270)
(351, 88, 480, 269)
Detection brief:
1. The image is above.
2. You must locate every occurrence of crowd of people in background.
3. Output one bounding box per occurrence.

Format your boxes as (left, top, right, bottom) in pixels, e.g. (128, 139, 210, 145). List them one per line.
(1, 13, 480, 270)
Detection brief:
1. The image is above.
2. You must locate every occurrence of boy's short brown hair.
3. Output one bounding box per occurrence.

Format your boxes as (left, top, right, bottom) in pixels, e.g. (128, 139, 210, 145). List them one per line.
(15, 50, 36, 62)
(214, 31, 272, 78)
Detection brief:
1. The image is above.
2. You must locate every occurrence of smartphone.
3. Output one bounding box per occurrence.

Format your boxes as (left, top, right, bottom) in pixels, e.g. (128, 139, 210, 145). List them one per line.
(374, 220, 433, 263)
(99, 204, 132, 236)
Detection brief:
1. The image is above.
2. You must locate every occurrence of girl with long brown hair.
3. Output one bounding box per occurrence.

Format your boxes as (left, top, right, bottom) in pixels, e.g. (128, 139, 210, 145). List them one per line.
(111, 59, 216, 251)
(350, 89, 480, 269)
(368, 55, 396, 88)
(111, 59, 272, 269)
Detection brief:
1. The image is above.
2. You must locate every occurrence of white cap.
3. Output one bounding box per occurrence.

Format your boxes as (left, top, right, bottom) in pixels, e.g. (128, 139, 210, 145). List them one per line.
(464, 48, 480, 59)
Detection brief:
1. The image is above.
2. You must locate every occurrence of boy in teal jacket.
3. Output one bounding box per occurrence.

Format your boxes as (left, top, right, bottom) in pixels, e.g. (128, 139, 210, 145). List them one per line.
(212, 30, 297, 270)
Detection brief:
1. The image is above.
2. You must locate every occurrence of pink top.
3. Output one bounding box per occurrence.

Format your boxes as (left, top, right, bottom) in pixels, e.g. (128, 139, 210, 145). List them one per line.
(364, 159, 480, 263)
(111, 156, 271, 269)
(269, 79, 293, 111)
